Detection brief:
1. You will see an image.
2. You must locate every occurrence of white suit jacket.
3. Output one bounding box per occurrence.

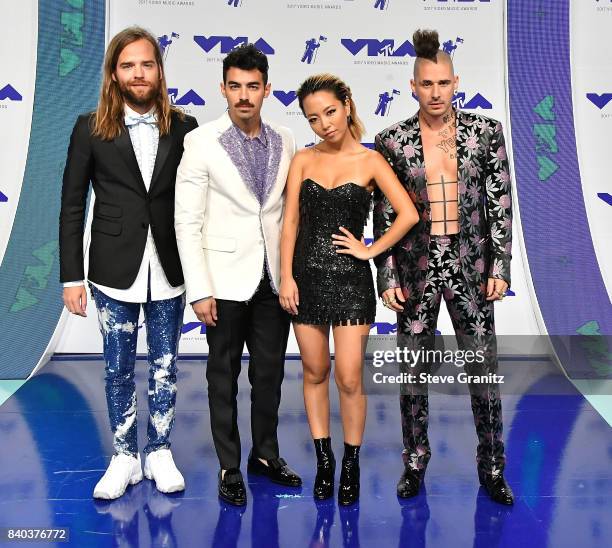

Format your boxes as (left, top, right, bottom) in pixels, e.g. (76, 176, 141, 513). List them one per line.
(175, 112, 296, 303)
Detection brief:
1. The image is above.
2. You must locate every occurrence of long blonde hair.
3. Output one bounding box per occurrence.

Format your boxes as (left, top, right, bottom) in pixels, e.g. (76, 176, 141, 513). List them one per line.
(296, 73, 365, 141)
(92, 26, 182, 140)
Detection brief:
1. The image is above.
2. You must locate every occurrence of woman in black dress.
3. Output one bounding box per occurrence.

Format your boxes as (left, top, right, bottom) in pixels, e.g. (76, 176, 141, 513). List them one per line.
(279, 74, 418, 504)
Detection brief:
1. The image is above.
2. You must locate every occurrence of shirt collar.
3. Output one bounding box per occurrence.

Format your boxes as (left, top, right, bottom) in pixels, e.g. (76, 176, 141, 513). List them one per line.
(233, 122, 268, 147)
(124, 104, 157, 120)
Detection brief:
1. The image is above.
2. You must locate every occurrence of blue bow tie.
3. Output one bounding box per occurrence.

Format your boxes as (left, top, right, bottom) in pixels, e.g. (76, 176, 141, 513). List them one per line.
(124, 112, 156, 127)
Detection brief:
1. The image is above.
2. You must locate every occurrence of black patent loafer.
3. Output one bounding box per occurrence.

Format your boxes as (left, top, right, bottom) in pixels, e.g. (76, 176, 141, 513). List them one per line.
(247, 456, 302, 487)
(218, 468, 246, 506)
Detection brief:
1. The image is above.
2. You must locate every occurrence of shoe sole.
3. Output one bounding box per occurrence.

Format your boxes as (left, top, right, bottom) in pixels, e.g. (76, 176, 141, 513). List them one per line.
(143, 466, 185, 494)
(396, 489, 420, 499)
(478, 476, 514, 505)
(93, 470, 143, 500)
(218, 492, 247, 506)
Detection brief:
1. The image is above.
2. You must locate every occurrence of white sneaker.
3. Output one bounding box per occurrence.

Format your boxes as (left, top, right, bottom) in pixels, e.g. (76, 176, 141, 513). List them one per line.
(93, 453, 143, 500)
(144, 449, 185, 493)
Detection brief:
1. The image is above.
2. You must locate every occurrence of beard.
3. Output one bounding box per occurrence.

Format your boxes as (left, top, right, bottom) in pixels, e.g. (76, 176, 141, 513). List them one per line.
(119, 80, 160, 108)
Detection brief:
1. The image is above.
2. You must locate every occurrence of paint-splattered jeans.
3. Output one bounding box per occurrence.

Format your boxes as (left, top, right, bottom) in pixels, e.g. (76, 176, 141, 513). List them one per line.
(90, 285, 185, 456)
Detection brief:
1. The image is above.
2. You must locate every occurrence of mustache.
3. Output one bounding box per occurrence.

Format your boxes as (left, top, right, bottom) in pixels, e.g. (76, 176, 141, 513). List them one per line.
(235, 101, 254, 108)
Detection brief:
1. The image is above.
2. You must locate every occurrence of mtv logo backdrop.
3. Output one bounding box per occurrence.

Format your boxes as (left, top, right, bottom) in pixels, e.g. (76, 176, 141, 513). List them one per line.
(49, 0, 612, 357)
(47, 0, 538, 355)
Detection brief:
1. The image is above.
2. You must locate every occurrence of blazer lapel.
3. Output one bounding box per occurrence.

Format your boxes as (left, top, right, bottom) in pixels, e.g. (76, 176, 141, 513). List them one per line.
(261, 124, 283, 207)
(404, 113, 429, 204)
(218, 125, 260, 202)
(113, 129, 146, 194)
(455, 110, 470, 206)
(149, 130, 172, 193)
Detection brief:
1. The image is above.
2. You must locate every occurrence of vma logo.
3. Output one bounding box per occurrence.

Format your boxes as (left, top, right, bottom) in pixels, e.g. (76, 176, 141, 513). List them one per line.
(226, 0, 245, 6)
(442, 36, 464, 58)
(375, 89, 400, 116)
(453, 92, 492, 109)
(182, 322, 207, 335)
(301, 36, 327, 64)
(59, 0, 84, 76)
(598, 193, 612, 206)
(341, 38, 415, 57)
(586, 93, 612, 109)
(0, 84, 22, 101)
(157, 32, 180, 61)
(370, 322, 397, 335)
(273, 90, 298, 107)
(194, 36, 274, 55)
(343, 34, 462, 58)
(533, 95, 559, 181)
(168, 88, 205, 106)
(373, 0, 391, 10)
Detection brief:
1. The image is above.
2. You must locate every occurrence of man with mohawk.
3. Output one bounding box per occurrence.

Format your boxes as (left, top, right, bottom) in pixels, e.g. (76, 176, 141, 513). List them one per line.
(373, 29, 514, 505)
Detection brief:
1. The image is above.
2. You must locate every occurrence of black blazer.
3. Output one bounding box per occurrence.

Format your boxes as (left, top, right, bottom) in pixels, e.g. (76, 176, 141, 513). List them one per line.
(59, 110, 198, 289)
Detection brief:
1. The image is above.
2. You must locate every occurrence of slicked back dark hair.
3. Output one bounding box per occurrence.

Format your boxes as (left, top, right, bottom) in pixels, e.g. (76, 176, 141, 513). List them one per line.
(413, 29, 440, 63)
(296, 73, 365, 141)
(222, 43, 269, 85)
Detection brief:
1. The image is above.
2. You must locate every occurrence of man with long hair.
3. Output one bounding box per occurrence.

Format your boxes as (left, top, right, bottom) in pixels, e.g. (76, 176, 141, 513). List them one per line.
(59, 26, 198, 499)
(175, 44, 301, 506)
(373, 29, 514, 505)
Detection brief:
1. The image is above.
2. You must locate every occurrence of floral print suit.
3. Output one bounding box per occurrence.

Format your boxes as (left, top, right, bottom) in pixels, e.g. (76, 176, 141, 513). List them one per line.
(373, 110, 512, 479)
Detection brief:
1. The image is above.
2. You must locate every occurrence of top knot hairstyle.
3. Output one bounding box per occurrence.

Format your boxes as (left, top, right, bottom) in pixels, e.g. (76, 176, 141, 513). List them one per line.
(296, 73, 365, 141)
(413, 29, 441, 62)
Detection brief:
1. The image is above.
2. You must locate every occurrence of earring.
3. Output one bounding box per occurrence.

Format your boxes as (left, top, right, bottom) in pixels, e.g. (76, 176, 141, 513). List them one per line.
(311, 129, 321, 146)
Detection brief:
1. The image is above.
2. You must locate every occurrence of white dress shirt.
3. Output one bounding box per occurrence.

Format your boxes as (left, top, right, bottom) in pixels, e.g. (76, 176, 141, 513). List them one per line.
(64, 105, 185, 303)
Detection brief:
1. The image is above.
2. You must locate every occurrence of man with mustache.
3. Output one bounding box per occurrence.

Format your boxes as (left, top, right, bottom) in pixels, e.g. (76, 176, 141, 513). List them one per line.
(373, 29, 514, 505)
(60, 27, 197, 499)
(175, 44, 301, 506)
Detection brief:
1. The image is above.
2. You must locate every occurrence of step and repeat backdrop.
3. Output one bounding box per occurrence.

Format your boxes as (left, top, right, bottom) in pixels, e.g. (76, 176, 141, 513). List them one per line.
(0, 0, 610, 377)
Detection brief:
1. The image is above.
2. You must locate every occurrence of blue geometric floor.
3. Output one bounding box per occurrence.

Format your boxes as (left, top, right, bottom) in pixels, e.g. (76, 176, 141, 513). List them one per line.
(0, 357, 610, 547)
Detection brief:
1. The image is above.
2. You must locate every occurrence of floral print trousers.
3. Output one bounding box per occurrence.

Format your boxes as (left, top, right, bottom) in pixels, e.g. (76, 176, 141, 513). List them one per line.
(90, 285, 185, 456)
(397, 234, 506, 480)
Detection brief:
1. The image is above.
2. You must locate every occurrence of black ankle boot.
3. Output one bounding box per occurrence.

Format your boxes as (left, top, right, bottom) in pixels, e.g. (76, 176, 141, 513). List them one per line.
(478, 469, 514, 506)
(313, 438, 335, 500)
(338, 443, 360, 506)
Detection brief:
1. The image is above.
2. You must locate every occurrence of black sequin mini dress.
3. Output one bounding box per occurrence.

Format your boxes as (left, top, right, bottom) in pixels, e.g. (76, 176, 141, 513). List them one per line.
(292, 179, 376, 326)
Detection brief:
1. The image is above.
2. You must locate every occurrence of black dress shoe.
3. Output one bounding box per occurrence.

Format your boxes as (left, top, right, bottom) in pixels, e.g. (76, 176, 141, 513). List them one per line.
(313, 437, 335, 500)
(247, 455, 302, 487)
(218, 468, 246, 506)
(478, 470, 514, 505)
(397, 466, 423, 499)
(338, 443, 360, 506)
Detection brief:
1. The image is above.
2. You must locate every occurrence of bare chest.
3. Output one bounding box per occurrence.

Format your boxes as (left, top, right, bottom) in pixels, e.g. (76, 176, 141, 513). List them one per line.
(420, 122, 460, 235)
(421, 127, 458, 184)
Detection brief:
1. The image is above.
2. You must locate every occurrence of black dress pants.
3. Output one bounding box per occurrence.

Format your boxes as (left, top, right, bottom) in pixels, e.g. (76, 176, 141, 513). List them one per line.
(205, 271, 290, 469)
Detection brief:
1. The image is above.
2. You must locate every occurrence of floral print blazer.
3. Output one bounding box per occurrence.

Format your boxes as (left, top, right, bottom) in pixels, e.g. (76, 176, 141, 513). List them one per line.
(373, 109, 512, 313)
